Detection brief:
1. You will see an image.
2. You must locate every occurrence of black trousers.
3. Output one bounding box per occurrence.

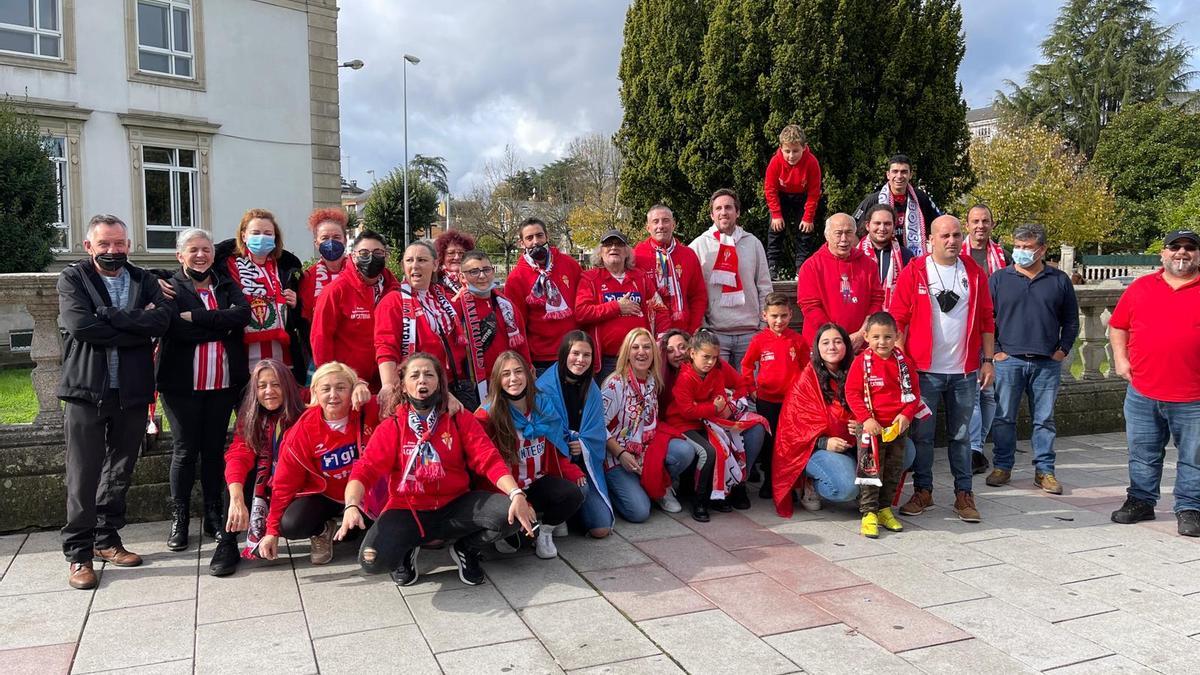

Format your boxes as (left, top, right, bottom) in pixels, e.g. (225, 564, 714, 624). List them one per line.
(162, 388, 239, 507)
(525, 475, 585, 526)
(279, 494, 342, 539)
(756, 399, 783, 478)
(358, 490, 521, 574)
(62, 394, 146, 562)
(767, 192, 825, 272)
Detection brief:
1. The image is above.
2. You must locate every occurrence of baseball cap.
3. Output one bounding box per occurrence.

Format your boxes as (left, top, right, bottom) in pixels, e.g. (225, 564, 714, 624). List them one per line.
(600, 229, 629, 245)
(1164, 229, 1200, 246)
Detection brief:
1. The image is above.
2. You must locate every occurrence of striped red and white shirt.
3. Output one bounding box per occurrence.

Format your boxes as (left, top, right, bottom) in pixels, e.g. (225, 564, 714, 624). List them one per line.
(194, 289, 230, 390)
(513, 430, 548, 488)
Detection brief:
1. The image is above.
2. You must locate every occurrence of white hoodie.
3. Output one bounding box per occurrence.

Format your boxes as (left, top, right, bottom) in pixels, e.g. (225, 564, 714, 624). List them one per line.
(688, 224, 773, 334)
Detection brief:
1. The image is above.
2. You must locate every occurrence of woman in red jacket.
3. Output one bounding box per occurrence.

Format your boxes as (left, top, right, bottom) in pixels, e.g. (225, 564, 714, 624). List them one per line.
(258, 362, 380, 565)
(574, 231, 658, 382)
(476, 351, 584, 560)
(209, 359, 305, 576)
(337, 353, 538, 587)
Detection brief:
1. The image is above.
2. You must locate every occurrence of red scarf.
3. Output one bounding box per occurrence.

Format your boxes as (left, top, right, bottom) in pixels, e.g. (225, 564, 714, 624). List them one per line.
(461, 291, 525, 398)
(228, 256, 289, 346)
(311, 259, 339, 301)
(710, 229, 745, 307)
(440, 267, 466, 300)
(858, 238, 903, 309)
(702, 404, 769, 499)
(522, 250, 573, 319)
(651, 238, 685, 321)
(398, 283, 461, 362)
(856, 348, 926, 487)
(243, 416, 285, 559)
(963, 240, 1007, 275)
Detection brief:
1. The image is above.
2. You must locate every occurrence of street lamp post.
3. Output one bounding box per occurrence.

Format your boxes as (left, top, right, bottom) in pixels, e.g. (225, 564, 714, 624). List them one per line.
(402, 53, 421, 247)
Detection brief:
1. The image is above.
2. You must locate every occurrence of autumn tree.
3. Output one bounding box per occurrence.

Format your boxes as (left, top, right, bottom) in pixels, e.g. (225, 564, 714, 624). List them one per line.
(967, 124, 1115, 250)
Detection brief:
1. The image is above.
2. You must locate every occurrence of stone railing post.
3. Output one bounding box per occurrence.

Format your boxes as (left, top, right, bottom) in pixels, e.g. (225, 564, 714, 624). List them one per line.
(0, 273, 64, 427)
(1077, 305, 1107, 380)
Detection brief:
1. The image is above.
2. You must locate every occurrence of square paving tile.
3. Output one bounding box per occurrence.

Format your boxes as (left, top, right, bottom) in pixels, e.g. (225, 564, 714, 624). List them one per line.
(764, 624, 920, 674)
(772, 520, 896, 561)
(948, 563, 1114, 622)
(195, 558, 301, 624)
(313, 625, 439, 674)
(874, 528, 1001, 572)
(1076, 546, 1200, 595)
(898, 638, 1038, 674)
(406, 584, 531, 653)
(90, 551, 199, 613)
(521, 596, 660, 670)
(0, 589, 93, 650)
(556, 534, 650, 572)
(566, 655, 685, 674)
(927, 597, 1111, 671)
(638, 609, 795, 675)
(297, 567, 413, 638)
(485, 554, 596, 609)
(0, 532, 81, 597)
(1059, 610, 1199, 673)
(805, 584, 969, 653)
(837, 553, 988, 608)
(614, 513, 694, 542)
(195, 611, 316, 674)
(690, 573, 837, 636)
(437, 638, 564, 674)
(634, 535, 753, 583)
(1066, 573, 1200, 635)
(1046, 654, 1160, 674)
(732, 544, 868, 595)
(582, 562, 713, 621)
(965, 535, 1115, 584)
(677, 510, 790, 551)
(72, 599, 194, 673)
(0, 642, 74, 675)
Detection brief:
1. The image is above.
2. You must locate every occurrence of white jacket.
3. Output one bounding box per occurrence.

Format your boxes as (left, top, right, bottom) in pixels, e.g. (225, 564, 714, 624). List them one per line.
(688, 225, 773, 334)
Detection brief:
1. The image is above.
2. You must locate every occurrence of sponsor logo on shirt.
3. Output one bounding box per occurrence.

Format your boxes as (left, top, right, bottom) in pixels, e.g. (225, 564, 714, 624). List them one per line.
(318, 442, 358, 479)
(518, 438, 546, 461)
(867, 375, 886, 389)
(602, 291, 643, 303)
(350, 306, 371, 320)
(762, 351, 776, 363)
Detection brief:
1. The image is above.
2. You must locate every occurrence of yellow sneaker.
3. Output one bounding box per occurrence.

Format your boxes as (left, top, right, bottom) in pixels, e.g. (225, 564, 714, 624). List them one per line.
(877, 508, 904, 532)
(860, 512, 879, 539)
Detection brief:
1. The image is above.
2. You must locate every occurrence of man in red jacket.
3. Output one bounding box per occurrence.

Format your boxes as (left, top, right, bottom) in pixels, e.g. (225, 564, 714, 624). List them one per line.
(502, 218, 583, 376)
(634, 205, 708, 337)
(890, 215, 995, 523)
(796, 213, 884, 348)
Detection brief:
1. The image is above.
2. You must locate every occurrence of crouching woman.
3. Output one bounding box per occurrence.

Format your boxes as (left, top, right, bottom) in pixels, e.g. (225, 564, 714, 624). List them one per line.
(337, 353, 537, 586)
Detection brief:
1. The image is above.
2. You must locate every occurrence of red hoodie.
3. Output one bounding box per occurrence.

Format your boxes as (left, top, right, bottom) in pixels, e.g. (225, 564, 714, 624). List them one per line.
(845, 349, 922, 426)
(502, 248, 583, 362)
(890, 254, 995, 373)
(299, 259, 344, 322)
(764, 147, 822, 222)
(740, 327, 809, 403)
(265, 402, 380, 536)
(664, 360, 748, 432)
(475, 407, 584, 488)
(796, 245, 884, 342)
(373, 286, 468, 378)
(632, 237, 708, 335)
(453, 290, 532, 385)
(349, 406, 511, 513)
(574, 266, 655, 366)
(311, 265, 400, 384)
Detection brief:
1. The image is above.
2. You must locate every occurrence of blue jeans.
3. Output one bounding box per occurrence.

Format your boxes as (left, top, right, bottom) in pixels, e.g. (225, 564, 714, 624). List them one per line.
(991, 355, 1062, 473)
(713, 330, 754, 372)
(576, 478, 612, 532)
(605, 439, 699, 523)
(742, 425, 766, 475)
(1124, 385, 1200, 513)
(912, 371, 977, 493)
(805, 440, 916, 503)
(665, 438, 700, 480)
(969, 380, 996, 453)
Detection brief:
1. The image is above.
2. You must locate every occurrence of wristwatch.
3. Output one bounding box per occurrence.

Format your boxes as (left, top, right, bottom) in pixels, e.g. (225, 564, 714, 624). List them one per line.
(982, 357, 995, 364)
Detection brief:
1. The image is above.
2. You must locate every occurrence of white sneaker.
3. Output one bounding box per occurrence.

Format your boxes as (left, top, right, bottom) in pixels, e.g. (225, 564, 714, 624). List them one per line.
(494, 536, 519, 554)
(800, 478, 822, 512)
(535, 530, 558, 559)
(552, 522, 568, 537)
(659, 487, 682, 513)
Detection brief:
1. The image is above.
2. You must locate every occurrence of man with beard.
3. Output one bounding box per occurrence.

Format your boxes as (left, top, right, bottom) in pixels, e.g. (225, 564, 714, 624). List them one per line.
(1109, 230, 1200, 537)
(503, 217, 584, 376)
(857, 203, 913, 311)
(854, 154, 942, 257)
(634, 205, 708, 336)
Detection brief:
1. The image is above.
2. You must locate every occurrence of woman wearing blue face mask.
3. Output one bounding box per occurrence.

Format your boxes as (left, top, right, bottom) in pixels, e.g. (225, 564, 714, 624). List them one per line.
(453, 250, 531, 402)
(300, 208, 349, 333)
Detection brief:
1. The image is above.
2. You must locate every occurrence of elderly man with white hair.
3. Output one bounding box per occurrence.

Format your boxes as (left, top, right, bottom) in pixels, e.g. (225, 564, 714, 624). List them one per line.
(796, 212, 884, 348)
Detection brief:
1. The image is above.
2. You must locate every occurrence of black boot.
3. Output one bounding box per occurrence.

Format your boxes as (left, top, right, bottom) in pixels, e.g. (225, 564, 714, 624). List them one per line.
(167, 500, 189, 551)
(208, 530, 241, 577)
(202, 502, 223, 539)
(729, 484, 752, 510)
(691, 497, 710, 523)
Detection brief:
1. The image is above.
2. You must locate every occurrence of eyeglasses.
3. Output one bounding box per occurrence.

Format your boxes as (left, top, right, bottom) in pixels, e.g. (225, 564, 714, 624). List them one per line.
(463, 266, 495, 278)
(1167, 243, 1198, 252)
(353, 249, 387, 260)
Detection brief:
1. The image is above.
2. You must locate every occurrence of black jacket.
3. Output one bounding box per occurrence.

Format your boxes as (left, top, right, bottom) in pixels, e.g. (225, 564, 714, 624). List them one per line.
(156, 268, 253, 394)
(57, 259, 172, 408)
(853, 185, 942, 248)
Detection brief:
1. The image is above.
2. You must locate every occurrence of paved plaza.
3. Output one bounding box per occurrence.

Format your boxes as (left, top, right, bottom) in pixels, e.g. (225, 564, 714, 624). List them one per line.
(0, 432, 1196, 674)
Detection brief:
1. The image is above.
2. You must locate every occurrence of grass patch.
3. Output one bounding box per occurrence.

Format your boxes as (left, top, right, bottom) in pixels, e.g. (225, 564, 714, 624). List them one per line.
(0, 367, 37, 424)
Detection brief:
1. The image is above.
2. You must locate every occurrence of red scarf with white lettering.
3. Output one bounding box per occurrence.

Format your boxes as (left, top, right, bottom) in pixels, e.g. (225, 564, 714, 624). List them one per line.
(227, 256, 289, 346)
(858, 238, 903, 309)
(398, 283, 462, 362)
(710, 228, 745, 307)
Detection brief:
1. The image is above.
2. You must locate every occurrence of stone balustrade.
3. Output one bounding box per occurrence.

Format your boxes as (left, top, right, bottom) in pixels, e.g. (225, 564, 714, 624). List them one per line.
(0, 273, 64, 427)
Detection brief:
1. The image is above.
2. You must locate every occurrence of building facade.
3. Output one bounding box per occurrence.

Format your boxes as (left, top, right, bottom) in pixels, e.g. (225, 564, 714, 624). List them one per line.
(966, 105, 998, 141)
(1, 0, 343, 267)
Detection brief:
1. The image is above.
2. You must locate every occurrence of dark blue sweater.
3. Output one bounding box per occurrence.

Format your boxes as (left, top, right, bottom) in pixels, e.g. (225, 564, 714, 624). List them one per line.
(989, 265, 1079, 357)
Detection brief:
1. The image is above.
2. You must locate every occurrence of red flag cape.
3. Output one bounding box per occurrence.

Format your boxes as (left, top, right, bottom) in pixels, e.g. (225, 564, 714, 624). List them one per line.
(772, 364, 851, 517)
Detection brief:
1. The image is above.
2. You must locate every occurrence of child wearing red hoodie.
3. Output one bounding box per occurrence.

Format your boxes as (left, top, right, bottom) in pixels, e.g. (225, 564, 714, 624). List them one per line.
(845, 313, 921, 539)
(740, 292, 809, 499)
(765, 124, 824, 278)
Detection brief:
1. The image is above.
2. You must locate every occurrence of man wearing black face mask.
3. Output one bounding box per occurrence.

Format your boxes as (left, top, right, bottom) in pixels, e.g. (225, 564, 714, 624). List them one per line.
(57, 214, 172, 590)
(503, 217, 583, 376)
(311, 230, 400, 390)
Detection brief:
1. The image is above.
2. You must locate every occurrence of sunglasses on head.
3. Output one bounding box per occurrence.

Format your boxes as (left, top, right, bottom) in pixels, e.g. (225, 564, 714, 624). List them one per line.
(1167, 242, 1198, 252)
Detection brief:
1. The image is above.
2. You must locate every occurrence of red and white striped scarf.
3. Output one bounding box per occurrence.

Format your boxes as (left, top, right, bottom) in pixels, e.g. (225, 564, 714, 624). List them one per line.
(522, 250, 573, 319)
(963, 240, 1007, 275)
(310, 259, 339, 302)
(709, 227, 745, 307)
(702, 401, 769, 499)
(228, 256, 289, 347)
(462, 291, 526, 398)
(858, 238, 904, 309)
(193, 288, 228, 390)
(651, 238, 685, 321)
(398, 283, 461, 362)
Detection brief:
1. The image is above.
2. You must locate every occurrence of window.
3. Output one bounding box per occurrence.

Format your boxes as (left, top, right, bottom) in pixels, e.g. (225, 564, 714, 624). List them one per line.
(0, 0, 61, 59)
(141, 145, 198, 251)
(136, 0, 192, 78)
(43, 135, 70, 251)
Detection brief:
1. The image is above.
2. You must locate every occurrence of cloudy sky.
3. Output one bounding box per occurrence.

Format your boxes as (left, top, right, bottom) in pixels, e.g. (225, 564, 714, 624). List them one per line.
(336, 0, 1200, 195)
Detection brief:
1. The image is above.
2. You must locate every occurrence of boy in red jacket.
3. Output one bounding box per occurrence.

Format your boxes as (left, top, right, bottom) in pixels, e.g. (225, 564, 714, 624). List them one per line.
(765, 124, 823, 279)
(740, 292, 808, 498)
(846, 313, 921, 539)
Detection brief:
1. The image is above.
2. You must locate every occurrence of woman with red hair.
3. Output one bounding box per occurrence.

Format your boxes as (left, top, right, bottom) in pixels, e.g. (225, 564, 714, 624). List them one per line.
(299, 209, 350, 365)
(434, 229, 476, 299)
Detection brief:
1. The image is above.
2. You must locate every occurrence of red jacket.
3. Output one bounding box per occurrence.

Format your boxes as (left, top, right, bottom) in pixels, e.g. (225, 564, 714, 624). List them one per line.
(373, 286, 468, 378)
(574, 266, 655, 365)
(664, 360, 748, 432)
(890, 254, 995, 373)
(224, 427, 257, 486)
(311, 265, 400, 383)
(299, 259, 344, 322)
(502, 248, 583, 362)
(453, 290, 532, 385)
(633, 238, 708, 335)
(772, 365, 854, 516)
(796, 245, 883, 342)
(349, 407, 511, 512)
(764, 147, 822, 222)
(740, 328, 809, 403)
(474, 407, 584, 488)
(265, 402, 380, 536)
(845, 350, 922, 426)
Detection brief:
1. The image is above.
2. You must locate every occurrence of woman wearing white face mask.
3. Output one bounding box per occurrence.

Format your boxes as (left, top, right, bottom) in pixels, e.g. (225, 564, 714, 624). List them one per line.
(453, 250, 531, 401)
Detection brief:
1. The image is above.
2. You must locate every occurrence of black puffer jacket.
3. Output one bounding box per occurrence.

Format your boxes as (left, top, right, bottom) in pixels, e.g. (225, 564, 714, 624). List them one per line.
(57, 259, 172, 408)
(155, 268, 253, 394)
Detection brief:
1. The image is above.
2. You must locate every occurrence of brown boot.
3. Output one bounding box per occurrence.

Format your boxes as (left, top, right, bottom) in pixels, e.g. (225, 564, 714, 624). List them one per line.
(1035, 472, 1063, 495)
(954, 491, 981, 523)
(310, 520, 335, 565)
(899, 488, 933, 516)
(985, 469, 1011, 487)
(94, 545, 143, 567)
(69, 561, 97, 590)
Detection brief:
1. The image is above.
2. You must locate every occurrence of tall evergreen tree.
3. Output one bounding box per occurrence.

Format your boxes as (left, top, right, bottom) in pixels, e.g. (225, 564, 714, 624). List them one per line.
(996, 0, 1192, 158)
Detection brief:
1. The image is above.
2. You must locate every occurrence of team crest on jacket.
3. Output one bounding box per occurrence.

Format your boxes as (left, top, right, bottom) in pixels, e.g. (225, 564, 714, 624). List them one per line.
(441, 431, 453, 450)
(561, 275, 570, 287)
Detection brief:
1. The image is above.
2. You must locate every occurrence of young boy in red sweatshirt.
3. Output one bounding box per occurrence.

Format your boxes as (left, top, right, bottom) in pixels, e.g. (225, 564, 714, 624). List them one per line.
(765, 124, 823, 279)
(846, 312, 921, 539)
(740, 292, 808, 498)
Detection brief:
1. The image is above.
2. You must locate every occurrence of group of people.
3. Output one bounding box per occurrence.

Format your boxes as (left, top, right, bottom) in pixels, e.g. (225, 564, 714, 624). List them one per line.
(55, 128, 1200, 593)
